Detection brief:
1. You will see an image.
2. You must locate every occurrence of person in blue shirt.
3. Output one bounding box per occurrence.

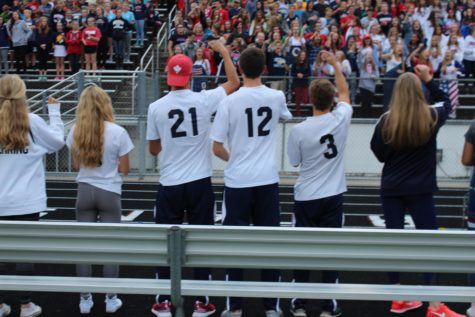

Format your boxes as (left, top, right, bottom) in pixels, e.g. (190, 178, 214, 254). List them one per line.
(131, 0, 146, 47)
(120, 2, 135, 63)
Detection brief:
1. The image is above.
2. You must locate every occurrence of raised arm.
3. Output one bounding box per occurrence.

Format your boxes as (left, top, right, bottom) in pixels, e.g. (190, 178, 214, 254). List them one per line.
(208, 40, 240, 95)
(321, 51, 350, 103)
(31, 96, 65, 153)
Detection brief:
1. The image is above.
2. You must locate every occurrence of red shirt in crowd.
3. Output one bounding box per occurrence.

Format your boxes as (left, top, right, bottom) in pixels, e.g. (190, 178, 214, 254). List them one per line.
(66, 30, 82, 54)
(81, 26, 101, 46)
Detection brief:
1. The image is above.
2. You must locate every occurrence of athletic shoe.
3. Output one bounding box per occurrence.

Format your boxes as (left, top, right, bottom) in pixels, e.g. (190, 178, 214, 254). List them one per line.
(265, 309, 283, 317)
(79, 295, 94, 314)
(192, 301, 216, 317)
(467, 306, 475, 317)
(391, 301, 423, 314)
(320, 307, 342, 317)
(426, 303, 467, 317)
(220, 310, 242, 317)
(151, 300, 172, 317)
(105, 295, 122, 313)
(0, 303, 11, 317)
(20, 302, 42, 317)
(290, 307, 307, 317)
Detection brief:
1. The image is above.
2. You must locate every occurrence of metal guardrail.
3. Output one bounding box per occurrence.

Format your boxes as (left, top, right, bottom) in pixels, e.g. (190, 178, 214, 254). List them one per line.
(1, 221, 475, 317)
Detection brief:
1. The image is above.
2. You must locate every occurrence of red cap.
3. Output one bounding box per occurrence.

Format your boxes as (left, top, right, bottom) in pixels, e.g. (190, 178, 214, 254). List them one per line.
(363, 34, 372, 40)
(167, 54, 192, 87)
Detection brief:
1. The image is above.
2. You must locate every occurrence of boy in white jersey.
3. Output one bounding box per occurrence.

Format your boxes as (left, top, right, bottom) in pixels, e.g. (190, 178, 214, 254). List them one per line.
(147, 40, 239, 317)
(210, 47, 292, 317)
(287, 51, 352, 317)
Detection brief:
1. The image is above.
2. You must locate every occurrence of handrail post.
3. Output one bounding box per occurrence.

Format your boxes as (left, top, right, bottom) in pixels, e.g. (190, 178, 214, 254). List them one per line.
(77, 71, 85, 100)
(42, 91, 47, 115)
(137, 71, 147, 178)
(168, 226, 184, 317)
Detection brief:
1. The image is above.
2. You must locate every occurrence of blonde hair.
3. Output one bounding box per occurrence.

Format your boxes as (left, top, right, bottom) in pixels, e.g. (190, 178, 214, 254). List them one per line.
(72, 86, 114, 168)
(383, 72, 436, 149)
(0, 75, 29, 150)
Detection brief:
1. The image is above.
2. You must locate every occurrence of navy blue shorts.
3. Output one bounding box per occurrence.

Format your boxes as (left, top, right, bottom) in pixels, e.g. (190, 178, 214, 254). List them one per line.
(223, 183, 280, 226)
(155, 177, 215, 225)
(294, 193, 344, 228)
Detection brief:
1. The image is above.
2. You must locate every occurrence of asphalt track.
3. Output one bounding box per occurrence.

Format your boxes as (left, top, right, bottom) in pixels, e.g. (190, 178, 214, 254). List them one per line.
(1, 181, 472, 317)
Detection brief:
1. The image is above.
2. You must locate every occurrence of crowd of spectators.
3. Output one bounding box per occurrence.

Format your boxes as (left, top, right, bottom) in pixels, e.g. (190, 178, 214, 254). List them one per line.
(168, 0, 475, 116)
(0, 0, 167, 78)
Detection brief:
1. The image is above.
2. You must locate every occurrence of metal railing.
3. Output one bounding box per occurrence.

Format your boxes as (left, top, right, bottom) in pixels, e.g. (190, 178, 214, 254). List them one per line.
(1, 221, 474, 317)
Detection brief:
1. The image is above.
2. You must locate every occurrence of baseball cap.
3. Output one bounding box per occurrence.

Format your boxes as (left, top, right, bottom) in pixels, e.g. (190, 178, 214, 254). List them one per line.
(167, 54, 192, 87)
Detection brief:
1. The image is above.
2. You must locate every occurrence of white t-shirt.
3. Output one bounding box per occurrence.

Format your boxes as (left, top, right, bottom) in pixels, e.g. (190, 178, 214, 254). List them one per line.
(0, 104, 64, 216)
(147, 87, 226, 186)
(210, 85, 292, 188)
(66, 121, 134, 195)
(287, 102, 353, 201)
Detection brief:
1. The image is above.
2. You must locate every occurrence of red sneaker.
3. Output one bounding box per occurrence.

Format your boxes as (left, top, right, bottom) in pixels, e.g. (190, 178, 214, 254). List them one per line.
(391, 301, 423, 313)
(151, 300, 172, 317)
(192, 301, 216, 317)
(426, 303, 467, 317)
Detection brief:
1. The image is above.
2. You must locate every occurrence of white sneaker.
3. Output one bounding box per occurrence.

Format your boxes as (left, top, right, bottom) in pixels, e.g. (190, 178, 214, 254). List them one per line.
(79, 295, 94, 314)
(265, 310, 283, 317)
(220, 310, 242, 317)
(0, 304, 11, 317)
(20, 302, 41, 317)
(290, 307, 307, 317)
(105, 295, 122, 313)
(467, 306, 475, 317)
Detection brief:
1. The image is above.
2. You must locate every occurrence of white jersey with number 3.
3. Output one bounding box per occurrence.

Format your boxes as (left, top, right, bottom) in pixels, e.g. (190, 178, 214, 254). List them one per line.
(147, 87, 226, 186)
(210, 85, 292, 188)
(287, 102, 353, 201)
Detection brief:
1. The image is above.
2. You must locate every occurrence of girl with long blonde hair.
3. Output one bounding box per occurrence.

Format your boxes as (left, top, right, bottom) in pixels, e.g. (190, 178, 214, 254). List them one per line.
(370, 65, 465, 317)
(66, 85, 133, 315)
(0, 74, 64, 317)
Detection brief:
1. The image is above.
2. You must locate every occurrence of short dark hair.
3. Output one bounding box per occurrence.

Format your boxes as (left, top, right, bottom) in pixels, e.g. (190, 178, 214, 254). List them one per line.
(309, 79, 335, 111)
(239, 47, 265, 79)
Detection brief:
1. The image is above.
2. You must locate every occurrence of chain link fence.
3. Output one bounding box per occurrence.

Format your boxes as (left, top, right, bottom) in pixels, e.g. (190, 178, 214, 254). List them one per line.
(32, 69, 474, 182)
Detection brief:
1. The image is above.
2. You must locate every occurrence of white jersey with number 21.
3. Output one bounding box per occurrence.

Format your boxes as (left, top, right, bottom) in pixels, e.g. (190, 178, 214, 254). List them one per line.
(147, 87, 226, 186)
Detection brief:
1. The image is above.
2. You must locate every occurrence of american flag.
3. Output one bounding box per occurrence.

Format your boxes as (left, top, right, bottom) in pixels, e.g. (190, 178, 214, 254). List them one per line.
(440, 80, 459, 119)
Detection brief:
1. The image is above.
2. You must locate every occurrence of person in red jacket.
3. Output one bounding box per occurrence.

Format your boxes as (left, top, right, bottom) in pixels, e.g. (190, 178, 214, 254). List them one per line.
(81, 17, 101, 74)
(66, 20, 82, 74)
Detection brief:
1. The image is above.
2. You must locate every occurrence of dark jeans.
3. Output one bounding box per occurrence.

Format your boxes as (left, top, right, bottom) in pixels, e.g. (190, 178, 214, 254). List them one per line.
(13, 45, 27, 73)
(113, 39, 125, 69)
(0, 212, 40, 305)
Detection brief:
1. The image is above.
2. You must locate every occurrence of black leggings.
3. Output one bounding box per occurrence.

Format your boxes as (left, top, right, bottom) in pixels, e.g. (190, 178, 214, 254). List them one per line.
(68, 53, 80, 74)
(37, 47, 50, 71)
(359, 87, 375, 117)
(0, 212, 40, 305)
(13, 45, 27, 73)
(463, 59, 475, 81)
